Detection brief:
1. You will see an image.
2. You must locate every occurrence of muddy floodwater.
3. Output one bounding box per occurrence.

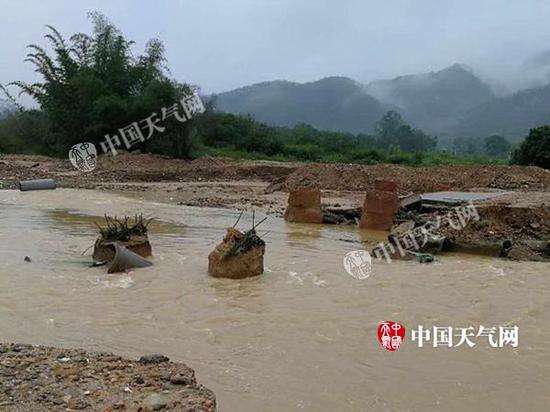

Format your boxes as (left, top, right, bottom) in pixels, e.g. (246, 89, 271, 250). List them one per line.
(0, 189, 549, 411)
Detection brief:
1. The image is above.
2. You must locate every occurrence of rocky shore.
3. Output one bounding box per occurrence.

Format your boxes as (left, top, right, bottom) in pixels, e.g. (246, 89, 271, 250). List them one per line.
(0, 343, 216, 411)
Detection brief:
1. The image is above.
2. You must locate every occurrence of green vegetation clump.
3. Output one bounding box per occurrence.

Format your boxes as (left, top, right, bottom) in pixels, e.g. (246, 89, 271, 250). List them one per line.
(224, 212, 266, 257)
(223, 228, 266, 257)
(192, 111, 506, 166)
(484, 135, 512, 158)
(512, 126, 550, 169)
(1, 12, 195, 158)
(95, 214, 153, 242)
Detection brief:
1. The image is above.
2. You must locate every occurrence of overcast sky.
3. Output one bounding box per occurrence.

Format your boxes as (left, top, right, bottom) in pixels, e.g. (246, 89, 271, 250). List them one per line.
(2, 0, 550, 106)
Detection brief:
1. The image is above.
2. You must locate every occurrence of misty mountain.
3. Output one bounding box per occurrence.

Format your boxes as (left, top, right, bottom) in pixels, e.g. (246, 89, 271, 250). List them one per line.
(364, 64, 496, 132)
(213, 63, 550, 140)
(215, 65, 499, 136)
(453, 83, 550, 139)
(214, 77, 389, 134)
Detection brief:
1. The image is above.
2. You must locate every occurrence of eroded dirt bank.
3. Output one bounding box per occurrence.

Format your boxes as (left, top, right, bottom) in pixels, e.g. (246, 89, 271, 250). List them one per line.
(2, 153, 550, 193)
(2, 153, 550, 260)
(0, 343, 216, 411)
(2, 152, 550, 215)
(394, 191, 550, 261)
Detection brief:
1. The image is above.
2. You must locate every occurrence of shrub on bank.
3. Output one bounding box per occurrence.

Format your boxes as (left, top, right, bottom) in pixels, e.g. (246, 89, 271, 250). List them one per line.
(512, 126, 550, 169)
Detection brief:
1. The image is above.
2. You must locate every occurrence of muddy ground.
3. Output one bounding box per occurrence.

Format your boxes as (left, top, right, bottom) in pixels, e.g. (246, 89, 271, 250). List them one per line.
(4, 152, 550, 192)
(2, 153, 550, 252)
(2, 152, 550, 215)
(0, 343, 216, 411)
(437, 192, 550, 260)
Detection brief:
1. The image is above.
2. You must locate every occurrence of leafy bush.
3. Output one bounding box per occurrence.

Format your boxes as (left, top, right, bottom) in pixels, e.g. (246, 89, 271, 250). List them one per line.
(484, 135, 511, 157)
(511, 126, 550, 169)
(95, 214, 153, 242)
(192, 111, 509, 166)
(1, 12, 194, 157)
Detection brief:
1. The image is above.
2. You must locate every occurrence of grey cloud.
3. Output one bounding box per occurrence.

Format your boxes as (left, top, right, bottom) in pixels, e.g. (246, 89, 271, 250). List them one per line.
(1, 0, 550, 107)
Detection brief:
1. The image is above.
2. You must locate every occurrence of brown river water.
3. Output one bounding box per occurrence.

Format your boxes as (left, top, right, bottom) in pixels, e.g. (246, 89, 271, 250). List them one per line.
(0, 189, 549, 411)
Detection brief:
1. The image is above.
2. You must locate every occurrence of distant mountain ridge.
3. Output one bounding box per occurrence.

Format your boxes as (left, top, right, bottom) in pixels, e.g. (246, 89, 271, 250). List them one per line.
(215, 76, 389, 134)
(453, 83, 550, 138)
(364, 64, 496, 132)
(216, 64, 550, 139)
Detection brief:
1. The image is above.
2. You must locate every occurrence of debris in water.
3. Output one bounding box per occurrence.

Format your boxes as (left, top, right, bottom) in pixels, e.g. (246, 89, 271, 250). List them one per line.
(93, 214, 153, 262)
(322, 207, 360, 225)
(406, 251, 435, 263)
(104, 242, 153, 274)
(23, 256, 31, 262)
(499, 239, 513, 257)
(208, 211, 267, 279)
(18, 178, 56, 191)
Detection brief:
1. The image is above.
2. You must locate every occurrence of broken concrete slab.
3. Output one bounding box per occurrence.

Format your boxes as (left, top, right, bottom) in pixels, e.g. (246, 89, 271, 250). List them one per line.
(418, 191, 510, 205)
(400, 194, 421, 209)
(390, 220, 415, 235)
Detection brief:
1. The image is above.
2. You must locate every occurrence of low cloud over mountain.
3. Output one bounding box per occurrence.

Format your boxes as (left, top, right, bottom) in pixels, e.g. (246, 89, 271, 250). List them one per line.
(216, 63, 550, 140)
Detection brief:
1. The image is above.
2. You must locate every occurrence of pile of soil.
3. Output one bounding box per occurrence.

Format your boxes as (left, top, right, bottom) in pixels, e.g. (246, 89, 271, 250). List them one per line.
(0, 153, 300, 189)
(0, 155, 69, 188)
(0, 343, 216, 411)
(281, 163, 550, 193)
(2, 153, 550, 193)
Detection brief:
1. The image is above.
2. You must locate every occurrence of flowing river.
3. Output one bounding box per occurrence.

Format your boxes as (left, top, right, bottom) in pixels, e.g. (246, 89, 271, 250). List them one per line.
(0, 189, 548, 411)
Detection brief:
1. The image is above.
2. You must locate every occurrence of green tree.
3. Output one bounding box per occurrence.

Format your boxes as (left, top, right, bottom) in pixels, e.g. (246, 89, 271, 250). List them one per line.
(2, 12, 195, 157)
(484, 135, 511, 157)
(452, 136, 484, 155)
(0, 110, 51, 154)
(511, 126, 550, 169)
(374, 110, 405, 148)
(374, 110, 436, 151)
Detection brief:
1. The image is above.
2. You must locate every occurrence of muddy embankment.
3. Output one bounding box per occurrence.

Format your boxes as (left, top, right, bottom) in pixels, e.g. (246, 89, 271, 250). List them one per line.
(0, 343, 216, 411)
(2, 153, 550, 212)
(438, 193, 550, 261)
(2, 153, 550, 192)
(2, 153, 550, 260)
